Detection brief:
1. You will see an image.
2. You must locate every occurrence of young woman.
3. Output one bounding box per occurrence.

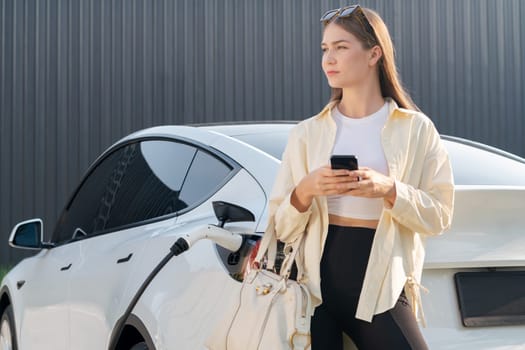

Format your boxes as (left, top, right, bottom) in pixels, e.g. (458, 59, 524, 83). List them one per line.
(266, 5, 454, 349)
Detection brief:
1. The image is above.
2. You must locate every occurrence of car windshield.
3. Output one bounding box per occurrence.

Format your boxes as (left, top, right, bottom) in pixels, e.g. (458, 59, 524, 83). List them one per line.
(228, 127, 525, 187)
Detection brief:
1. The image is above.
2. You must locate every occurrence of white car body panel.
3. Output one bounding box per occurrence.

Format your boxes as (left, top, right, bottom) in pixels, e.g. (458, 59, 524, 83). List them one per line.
(68, 225, 159, 349)
(11, 242, 81, 350)
(2, 123, 525, 349)
(425, 186, 525, 269)
(133, 234, 240, 349)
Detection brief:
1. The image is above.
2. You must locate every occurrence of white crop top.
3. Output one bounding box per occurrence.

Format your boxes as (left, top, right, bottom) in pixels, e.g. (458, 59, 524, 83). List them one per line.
(327, 102, 389, 220)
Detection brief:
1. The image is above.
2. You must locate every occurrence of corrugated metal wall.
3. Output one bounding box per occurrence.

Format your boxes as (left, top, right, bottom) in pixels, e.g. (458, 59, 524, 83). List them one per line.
(1, 0, 524, 265)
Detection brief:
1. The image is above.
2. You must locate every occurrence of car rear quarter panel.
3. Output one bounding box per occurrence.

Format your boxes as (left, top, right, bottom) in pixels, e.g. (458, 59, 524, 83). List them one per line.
(113, 168, 267, 349)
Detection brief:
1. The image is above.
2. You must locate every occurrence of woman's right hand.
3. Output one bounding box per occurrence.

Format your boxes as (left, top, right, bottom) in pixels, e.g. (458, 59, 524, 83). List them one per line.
(291, 165, 357, 212)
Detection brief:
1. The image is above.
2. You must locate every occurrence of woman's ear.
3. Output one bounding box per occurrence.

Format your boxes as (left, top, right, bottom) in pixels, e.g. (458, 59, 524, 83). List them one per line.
(369, 45, 383, 66)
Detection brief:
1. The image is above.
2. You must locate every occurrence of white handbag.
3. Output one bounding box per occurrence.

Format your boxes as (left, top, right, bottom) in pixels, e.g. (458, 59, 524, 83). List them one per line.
(205, 229, 312, 350)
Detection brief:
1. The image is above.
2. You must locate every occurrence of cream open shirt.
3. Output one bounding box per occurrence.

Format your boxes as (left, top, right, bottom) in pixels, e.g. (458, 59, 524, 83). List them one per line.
(265, 98, 455, 324)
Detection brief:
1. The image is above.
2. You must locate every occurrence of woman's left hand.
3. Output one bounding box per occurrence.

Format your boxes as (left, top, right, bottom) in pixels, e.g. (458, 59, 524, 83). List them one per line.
(343, 167, 397, 205)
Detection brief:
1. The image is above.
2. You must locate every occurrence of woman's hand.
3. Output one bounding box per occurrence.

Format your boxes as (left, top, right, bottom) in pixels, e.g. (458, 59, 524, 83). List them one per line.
(343, 167, 397, 206)
(291, 165, 357, 212)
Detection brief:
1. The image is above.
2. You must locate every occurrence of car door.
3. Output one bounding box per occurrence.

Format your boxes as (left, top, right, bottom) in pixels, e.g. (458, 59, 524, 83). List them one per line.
(16, 242, 80, 350)
(65, 139, 198, 349)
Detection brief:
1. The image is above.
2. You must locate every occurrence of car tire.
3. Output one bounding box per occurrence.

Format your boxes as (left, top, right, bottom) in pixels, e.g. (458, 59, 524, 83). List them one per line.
(129, 342, 148, 350)
(0, 305, 18, 350)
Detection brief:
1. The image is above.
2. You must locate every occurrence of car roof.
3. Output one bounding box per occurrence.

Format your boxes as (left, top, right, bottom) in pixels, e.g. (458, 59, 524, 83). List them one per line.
(198, 121, 296, 136)
(199, 122, 525, 187)
(110, 122, 525, 187)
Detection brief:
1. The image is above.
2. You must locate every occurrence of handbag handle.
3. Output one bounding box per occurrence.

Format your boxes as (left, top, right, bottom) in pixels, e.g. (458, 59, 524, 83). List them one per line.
(254, 220, 305, 280)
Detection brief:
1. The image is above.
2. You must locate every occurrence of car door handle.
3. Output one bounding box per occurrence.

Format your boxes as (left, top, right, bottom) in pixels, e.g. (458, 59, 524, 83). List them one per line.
(117, 253, 133, 264)
(60, 263, 72, 271)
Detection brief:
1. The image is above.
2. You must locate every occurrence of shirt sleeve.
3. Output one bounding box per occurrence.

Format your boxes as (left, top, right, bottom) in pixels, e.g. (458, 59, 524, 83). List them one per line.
(386, 121, 455, 235)
(266, 125, 312, 243)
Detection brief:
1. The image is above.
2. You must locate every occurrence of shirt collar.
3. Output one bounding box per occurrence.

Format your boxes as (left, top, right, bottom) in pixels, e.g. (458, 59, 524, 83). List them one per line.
(315, 97, 409, 120)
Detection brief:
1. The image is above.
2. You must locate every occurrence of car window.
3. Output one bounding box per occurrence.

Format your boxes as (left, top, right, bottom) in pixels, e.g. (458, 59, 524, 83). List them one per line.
(52, 140, 196, 243)
(178, 150, 233, 211)
(100, 140, 197, 229)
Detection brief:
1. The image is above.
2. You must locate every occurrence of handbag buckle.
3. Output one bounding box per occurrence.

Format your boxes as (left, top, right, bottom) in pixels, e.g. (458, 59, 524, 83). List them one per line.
(289, 330, 311, 349)
(256, 283, 273, 295)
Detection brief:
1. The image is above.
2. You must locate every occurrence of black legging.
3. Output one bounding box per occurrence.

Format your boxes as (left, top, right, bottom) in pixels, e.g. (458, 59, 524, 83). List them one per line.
(311, 225, 429, 350)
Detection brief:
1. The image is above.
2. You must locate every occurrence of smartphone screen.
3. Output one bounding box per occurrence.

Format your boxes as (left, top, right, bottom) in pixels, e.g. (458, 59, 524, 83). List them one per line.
(330, 155, 358, 171)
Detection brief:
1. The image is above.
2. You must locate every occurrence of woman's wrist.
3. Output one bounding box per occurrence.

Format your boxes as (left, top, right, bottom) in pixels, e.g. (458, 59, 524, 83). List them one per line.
(291, 184, 313, 212)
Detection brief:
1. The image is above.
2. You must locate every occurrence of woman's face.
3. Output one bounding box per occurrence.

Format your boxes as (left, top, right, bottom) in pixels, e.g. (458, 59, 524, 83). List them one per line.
(321, 22, 378, 89)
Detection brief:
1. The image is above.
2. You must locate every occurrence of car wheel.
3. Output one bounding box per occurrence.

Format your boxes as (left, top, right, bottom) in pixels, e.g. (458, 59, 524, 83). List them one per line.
(129, 342, 147, 350)
(0, 305, 17, 350)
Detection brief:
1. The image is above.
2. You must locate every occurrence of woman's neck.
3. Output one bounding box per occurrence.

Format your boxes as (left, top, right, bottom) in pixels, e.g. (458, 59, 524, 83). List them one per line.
(337, 82, 384, 119)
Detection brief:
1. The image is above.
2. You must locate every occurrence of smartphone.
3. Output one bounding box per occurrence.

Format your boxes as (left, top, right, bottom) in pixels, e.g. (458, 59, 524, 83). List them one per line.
(330, 155, 358, 171)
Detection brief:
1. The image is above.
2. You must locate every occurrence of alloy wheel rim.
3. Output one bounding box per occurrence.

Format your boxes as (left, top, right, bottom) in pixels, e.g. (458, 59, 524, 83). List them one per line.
(0, 318, 12, 350)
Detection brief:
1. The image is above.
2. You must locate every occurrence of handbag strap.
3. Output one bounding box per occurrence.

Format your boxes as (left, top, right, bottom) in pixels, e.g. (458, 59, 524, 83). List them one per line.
(254, 224, 305, 280)
(253, 224, 274, 266)
(291, 283, 313, 350)
(280, 237, 304, 280)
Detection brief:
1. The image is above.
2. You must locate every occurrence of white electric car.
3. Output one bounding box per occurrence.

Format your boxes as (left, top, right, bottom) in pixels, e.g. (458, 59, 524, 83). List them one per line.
(1, 123, 525, 350)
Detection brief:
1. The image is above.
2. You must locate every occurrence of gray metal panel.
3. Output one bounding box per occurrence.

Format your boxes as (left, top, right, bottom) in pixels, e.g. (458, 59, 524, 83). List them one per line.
(0, 0, 523, 266)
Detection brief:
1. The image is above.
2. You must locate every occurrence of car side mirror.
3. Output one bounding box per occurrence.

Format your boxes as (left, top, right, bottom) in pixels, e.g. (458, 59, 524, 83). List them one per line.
(9, 219, 54, 250)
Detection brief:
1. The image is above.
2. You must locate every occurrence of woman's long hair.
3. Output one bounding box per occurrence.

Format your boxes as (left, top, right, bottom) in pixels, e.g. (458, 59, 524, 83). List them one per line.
(323, 7, 418, 111)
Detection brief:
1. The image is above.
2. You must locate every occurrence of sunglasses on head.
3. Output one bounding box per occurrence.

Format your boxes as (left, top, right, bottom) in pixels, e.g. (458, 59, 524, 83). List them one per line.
(320, 4, 377, 39)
